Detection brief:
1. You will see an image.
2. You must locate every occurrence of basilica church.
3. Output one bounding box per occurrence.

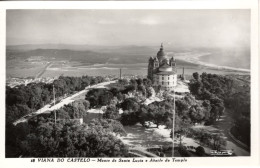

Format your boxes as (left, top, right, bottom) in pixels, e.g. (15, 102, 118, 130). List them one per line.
(147, 44, 177, 90)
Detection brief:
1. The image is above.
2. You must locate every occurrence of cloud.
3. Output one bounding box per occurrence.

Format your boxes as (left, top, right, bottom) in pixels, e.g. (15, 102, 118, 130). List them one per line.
(97, 20, 116, 25)
(139, 17, 159, 25)
(128, 17, 160, 25)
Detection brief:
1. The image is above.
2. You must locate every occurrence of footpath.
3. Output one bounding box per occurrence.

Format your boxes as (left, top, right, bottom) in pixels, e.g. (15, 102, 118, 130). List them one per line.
(13, 80, 116, 126)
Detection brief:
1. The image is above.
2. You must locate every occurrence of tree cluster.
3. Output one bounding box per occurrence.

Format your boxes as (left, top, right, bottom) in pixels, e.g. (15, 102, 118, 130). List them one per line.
(189, 73, 229, 123)
(55, 99, 90, 119)
(6, 75, 105, 123)
(186, 128, 227, 151)
(20, 120, 128, 157)
(189, 72, 250, 146)
(6, 98, 127, 157)
(85, 89, 113, 108)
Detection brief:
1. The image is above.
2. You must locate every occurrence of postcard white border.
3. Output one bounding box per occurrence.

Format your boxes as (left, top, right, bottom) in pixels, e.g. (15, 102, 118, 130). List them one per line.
(0, 0, 259, 168)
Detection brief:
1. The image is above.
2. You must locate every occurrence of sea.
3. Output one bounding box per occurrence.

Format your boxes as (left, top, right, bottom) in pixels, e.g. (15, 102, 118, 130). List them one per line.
(42, 62, 250, 78)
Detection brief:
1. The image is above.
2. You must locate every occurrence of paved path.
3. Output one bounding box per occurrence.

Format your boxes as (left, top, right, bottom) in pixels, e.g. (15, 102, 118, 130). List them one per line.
(119, 124, 173, 157)
(13, 80, 117, 126)
(119, 124, 172, 148)
(193, 109, 250, 156)
(212, 109, 250, 156)
(35, 62, 53, 79)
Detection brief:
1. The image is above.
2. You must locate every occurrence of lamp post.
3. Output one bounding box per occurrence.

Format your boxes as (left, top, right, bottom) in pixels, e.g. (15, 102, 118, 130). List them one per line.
(53, 84, 56, 125)
(172, 88, 176, 157)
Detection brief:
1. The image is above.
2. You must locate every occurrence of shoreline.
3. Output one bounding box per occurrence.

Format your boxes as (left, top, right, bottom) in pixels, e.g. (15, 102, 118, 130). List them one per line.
(6, 52, 250, 79)
(174, 52, 250, 73)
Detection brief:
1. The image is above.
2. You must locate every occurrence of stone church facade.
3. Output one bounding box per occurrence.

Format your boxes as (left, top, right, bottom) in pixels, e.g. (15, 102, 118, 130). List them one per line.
(147, 44, 177, 90)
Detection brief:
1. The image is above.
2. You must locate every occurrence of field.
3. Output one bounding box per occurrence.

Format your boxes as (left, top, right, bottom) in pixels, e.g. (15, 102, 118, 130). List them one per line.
(6, 45, 250, 78)
(6, 59, 48, 78)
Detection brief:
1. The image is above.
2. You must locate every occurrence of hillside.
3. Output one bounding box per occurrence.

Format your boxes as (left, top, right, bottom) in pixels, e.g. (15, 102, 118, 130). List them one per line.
(7, 44, 250, 69)
(6, 45, 198, 66)
(6, 44, 250, 78)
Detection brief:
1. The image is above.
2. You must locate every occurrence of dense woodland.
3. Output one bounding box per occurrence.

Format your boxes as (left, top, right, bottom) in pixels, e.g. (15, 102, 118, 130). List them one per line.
(6, 76, 106, 157)
(189, 72, 250, 147)
(9, 117, 128, 157)
(6, 73, 250, 157)
(6, 99, 128, 157)
(84, 77, 229, 155)
(6, 75, 105, 123)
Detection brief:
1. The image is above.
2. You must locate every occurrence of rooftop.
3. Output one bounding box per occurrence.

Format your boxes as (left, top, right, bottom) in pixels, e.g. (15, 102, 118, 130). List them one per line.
(155, 71, 177, 75)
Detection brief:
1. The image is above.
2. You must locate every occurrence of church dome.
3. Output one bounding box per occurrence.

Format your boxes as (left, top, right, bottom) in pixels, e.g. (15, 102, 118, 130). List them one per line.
(157, 43, 167, 61)
(157, 49, 165, 57)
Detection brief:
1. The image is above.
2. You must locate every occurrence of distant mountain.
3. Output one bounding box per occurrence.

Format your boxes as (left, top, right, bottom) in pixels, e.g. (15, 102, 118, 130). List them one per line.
(6, 49, 109, 63)
(6, 44, 250, 69)
(6, 44, 158, 54)
(6, 44, 160, 64)
(6, 48, 157, 65)
(7, 44, 104, 51)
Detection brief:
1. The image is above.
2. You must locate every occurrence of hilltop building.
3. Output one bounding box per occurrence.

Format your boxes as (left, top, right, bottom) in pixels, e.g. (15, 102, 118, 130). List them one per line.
(148, 44, 177, 90)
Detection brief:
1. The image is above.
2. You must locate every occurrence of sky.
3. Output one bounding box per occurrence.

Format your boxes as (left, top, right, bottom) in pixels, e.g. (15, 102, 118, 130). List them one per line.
(6, 10, 250, 48)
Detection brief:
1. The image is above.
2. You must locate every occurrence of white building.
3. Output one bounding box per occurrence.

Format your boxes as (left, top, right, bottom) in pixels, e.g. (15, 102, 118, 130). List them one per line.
(148, 44, 177, 90)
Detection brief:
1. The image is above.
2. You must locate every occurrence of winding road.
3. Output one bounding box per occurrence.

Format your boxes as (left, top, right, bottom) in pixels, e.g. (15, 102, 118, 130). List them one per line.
(212, 109, 250, 156)
(193, 108, 250, 156)
(13, 80, 117, 126)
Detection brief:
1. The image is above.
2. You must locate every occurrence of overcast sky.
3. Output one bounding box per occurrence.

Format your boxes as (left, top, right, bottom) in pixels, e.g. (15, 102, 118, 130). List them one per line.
(7, 10, 250, 48)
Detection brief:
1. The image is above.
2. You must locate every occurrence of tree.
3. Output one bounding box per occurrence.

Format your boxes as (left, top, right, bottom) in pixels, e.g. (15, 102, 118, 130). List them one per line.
(178, 145, 191, 157)
(6, 75, 108, 157)
(99, 91, 113, 106)
(6, 104, 31, 123)
(187, 128, 227, 151)
(143, 78, 152, 87)
(175, 99, 189, 116)
(121, 98, 139, 113)
(55, 99, 90, 120)
(202, 100, 211, 121)
(189, 80, 202, 97)
(147, 103, 170, 128)
(6, 122, 30, 157)
(172, 115, 191, 145)
(188, 105, 206, 124)
(6, 76, 104, 123)
(193, 72, 199, 80)
(196, 146, 206, 156)
(89, 119, 127, 136)
(129, 79, 138, 91)
(103, 105, 120, 120)
(211, 134, 227, 150)
(120, 111, 139, 126)
(117, 92, 124, 102)
(138, 105, 149, 127)
(147, 86, 155, 98)
(86, 89, 113, 108)
(209, 97, 224, 121)
(118, 79, 128, 86)
(136, 78, 143, 86)
(137, 85, 146, 97)
(20, 120, 128, 157)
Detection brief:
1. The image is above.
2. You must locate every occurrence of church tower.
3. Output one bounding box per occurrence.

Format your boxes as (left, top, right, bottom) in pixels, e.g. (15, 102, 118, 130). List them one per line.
(147, 44, 177, 90)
